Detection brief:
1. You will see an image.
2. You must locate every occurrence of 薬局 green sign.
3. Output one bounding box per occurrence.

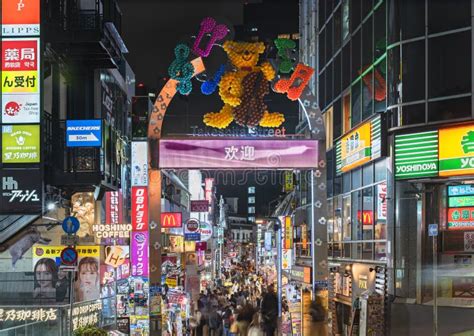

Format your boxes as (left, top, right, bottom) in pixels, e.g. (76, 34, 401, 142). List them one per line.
(394, 131, 439, 179)
(2, 125, 40, 163)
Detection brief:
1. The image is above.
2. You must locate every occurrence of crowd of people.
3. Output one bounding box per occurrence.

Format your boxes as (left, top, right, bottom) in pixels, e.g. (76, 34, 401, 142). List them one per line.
(189, 263, 279, 336)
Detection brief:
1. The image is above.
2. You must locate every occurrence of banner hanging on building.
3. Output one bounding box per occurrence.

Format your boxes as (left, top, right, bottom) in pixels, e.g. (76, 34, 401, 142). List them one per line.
(106, 191, 123, 224)
(2, 124, 40, 163)
(131, 141, 148, 186)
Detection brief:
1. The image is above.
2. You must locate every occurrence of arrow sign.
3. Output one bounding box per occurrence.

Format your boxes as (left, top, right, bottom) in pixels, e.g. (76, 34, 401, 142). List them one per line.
(62, 216, 80, 235)
(60, 247, 78, 266)
(66, 119, 102, 147)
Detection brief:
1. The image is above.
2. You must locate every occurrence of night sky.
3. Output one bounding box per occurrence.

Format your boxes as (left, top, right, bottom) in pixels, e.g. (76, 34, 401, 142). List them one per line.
(118, 0, 298, 218)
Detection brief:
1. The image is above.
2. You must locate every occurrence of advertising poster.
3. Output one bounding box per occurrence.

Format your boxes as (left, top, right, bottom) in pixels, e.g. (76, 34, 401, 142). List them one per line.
(198, 222, 213, 242)
(169, 235, 184, 253)
(282, 249, 292, 270)
(71, 192, 95, 237)
(32, 245, 100, 303)
(130, 315, 150, 336)
(131, 231, 149, 277)
(131, 141, 148, 186)
(2, 124, 40, 163)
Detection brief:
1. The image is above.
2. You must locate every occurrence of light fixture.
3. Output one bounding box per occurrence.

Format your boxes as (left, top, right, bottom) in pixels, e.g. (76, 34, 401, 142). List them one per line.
(47, 202, 56, 211)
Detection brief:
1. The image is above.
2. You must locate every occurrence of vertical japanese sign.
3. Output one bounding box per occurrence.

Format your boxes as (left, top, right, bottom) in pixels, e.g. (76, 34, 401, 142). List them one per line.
(106, 191, 123, 224)
(2, 38, 40, 123)
(284, 216, 293, 249)
(131, 231, 149, 277)
(131, 141, 148, 186)
(132, 186, 148, 231)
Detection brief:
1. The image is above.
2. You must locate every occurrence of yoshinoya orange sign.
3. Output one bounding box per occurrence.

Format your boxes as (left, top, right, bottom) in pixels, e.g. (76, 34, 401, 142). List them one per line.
(161, 212, 182, 228)
(2, 0, 40, 36)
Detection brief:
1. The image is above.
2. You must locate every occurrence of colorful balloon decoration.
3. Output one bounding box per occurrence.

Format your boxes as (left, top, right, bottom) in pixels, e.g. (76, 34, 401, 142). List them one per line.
(274, 63, 314, 101)
(168, 44, 195, 95)
(274, 38, 296, 74)
(192, 17, 229, 58)
(201, 64, 226, 95)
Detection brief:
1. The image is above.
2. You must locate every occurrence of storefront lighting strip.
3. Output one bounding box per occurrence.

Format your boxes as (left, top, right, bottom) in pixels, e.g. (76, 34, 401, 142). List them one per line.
(328, 257, 387, 265)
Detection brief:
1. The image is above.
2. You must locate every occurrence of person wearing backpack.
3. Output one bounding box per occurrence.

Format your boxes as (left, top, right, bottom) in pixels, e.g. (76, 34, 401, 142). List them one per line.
(208, 308, 222, 336)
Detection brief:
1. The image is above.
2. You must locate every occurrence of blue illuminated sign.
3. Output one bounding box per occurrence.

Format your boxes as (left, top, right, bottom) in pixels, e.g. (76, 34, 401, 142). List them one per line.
(448, 185, 474, 197)
(66, 120, 102, 147)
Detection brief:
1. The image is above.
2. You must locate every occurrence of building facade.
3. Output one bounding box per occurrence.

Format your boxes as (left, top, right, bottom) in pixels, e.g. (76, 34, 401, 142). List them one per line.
(301, 0, 474, 334)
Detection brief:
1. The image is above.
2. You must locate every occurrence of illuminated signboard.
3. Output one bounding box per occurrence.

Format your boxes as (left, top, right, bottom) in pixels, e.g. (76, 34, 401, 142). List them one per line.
(447, 207, 474, 230)
(1, 38, 40, 123)
(131, 142, 148, 186)
(131, 231, 149, 277)
(132, 186, 148, 231)
(284, 216, 293, 249)
(159, 139, 318, 169)
(448, 185, 474, 197)
(394, 131, 439, 180)
(2, 124, 40, 163)
(161, 212, 182, 228)
(1, 0, 40, 36)
(439, 124, 474, 177)
(336, 115, 381, 174)
(448, 196, 474, 208)
(0, 308, 57, 322)
(71, 301, 102, 331)
(106, 191, 123, 224)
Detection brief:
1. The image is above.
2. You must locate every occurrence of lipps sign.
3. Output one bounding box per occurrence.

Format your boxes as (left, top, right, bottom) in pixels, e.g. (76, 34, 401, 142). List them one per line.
(0, 169, 41, 213)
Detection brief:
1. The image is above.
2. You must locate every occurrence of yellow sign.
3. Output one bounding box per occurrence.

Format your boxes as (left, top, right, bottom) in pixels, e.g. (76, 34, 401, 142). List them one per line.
(284, 216, 293, 249)
(169, 235, 184, 253)
(184, 241, 196, 252)
(33, 245, 99, 258)
(340, 121, 371, 172)
(165, 277, 177, 287)
(439, 124, 474, 177)
(284, 171, 294, 192)
(2, 71, 39, 93)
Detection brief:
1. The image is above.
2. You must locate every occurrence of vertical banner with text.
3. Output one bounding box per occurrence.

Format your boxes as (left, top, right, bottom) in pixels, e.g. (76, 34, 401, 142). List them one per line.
(132, 186, 148, 231)
(131, 231, 149, 277)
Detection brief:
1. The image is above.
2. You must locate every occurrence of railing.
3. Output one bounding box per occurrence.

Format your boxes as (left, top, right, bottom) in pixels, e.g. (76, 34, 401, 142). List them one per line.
(328, 239, 387, 261)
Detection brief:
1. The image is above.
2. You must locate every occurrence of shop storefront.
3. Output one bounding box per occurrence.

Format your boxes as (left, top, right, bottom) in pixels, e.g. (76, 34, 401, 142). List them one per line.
(326, 114, 389, 335)
(394, 122, 474, 316)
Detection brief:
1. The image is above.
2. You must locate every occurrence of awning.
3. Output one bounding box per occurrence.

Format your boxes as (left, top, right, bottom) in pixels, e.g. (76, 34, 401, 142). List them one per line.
(0, 215, 40, 245)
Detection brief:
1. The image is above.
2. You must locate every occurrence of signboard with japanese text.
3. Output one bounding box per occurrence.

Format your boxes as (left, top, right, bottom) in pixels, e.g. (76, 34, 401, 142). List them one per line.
(284, 216, 293, 249)
(2, 124, 40, 163)
(284, 171, 294, 192)
(449, 185, 474, 197)
(205, 178, 214, 203)
(1, 0, 40, 36)
(448, 207, 474, 230)
(198, 222, 213, 241)
(131, 141, 148, 186)
(0, 168, 41, 213)
(290, 265, 312, 284)
(440, 124, 474, 177)
(161, 212, 182, 228)
(448, 196, 474, 208)
(132, 186, 148, 231)
(377, 182, 387, 221)
(336, 115, 381, 174)
(1, 38, 40, 123)
(282, 249, 292, 270)
(159, 139, 318, 169)
(106, 191, 123, 224)
(131, 231, 149, 277)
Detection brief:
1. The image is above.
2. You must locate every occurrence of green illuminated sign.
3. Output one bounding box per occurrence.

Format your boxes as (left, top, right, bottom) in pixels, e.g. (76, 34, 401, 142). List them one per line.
(394, 131, 439, 179)
(449, 196, 474, 208)
(2, 125, 40, 163)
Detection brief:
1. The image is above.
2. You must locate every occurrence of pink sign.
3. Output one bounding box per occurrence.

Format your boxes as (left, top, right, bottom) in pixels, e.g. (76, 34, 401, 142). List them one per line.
(131, 231, 149, 277)
(159, 139, 318, 169)
(190, 200, 209, 212)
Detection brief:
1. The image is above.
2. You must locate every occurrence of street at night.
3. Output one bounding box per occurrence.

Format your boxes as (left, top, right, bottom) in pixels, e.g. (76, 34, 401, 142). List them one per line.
(1, 0, 473, 335)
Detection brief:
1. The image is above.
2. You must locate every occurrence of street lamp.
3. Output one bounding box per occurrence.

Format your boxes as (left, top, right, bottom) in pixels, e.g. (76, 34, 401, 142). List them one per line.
(256, 217, 282, 318)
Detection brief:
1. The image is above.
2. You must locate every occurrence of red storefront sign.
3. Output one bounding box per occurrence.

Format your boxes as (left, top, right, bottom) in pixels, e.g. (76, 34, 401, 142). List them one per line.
(2, 39, 38, 71)
(448, 207, 474, 230)
(2, 0, 40, 36)
(132, 186, 148, 231)
(161, 212, 182, 228)
(357, 210, 374, 226)
(106, 191, 123, 224)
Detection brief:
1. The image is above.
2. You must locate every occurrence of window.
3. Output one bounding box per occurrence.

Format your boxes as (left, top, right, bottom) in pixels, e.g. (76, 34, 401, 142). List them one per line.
(428, 96, 471, 123)
(320, 70, 326, 109)
(342, 0, 350, 40)
(328, 198, 335, 242)
(248, 216, 255, 223)
(319, 0, 326, 29)
(334, 195, 343, 242)
(342, 43, 351, 89)
(326, 62, 334, 105)
(374, 158, 387, 182)
(324, 106, 334, 150)
(375, 181, 387, 259)
(402, 40, 425, 103)
(387, 46, 401, 106)
(363, 163, 374, 186)
(399, 103, 425, 126)
(352, 29, 362, 81)
(352, 168, 362, 190)
(374, 1, 386, 60)
(334, 53, 342, 96)
(319, 28, 326, 68)
(351, 80, 362, 127)
(333, 98, 342, 139)
(400, 0, 425, 40)
(248, 186, 255, 193)
(343, 195, 351, 240)
(343, 92, 351, 133)
(374, 57, 387, 113)
(428, 31, 471, 99)
(248, 196, 255, 204)
(326, 17, 334, 62)
(428, 0, 470, 34)
(334, 7, 342, 51)
(248, 206, 255, 214)
(351, 0, 361, 31)
(362, 71, 374, 120)
(362, 0, 373, 19)
(362, 187, 374, 259)
(343, 172, 351, 193)
(362, 16, 373, 69)
(352, 190, 362, 240)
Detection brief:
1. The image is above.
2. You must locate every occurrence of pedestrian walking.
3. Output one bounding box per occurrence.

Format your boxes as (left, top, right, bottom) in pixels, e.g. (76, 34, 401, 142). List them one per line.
(260, 285, 278, 336)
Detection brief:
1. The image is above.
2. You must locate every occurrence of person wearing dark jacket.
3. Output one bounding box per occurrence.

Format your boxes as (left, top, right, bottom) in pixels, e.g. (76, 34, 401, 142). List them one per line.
(260, 284, 278, 336)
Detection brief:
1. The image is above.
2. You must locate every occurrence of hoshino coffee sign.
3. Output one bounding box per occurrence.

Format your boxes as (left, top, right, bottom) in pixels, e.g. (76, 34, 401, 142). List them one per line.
(395, 123, 474, 180)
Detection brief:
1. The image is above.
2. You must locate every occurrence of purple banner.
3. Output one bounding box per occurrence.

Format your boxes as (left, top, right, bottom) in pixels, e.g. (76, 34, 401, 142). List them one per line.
(159, 139, 318, 169)
(131, 231, 149, 277)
